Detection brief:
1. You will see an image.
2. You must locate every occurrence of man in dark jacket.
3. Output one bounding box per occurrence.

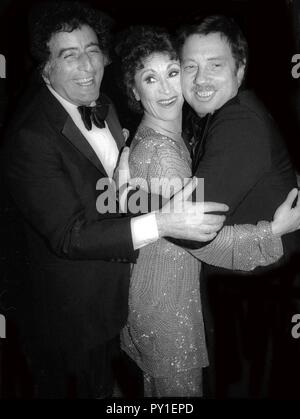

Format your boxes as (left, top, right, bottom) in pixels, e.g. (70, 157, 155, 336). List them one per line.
(178, 15, 299, 397)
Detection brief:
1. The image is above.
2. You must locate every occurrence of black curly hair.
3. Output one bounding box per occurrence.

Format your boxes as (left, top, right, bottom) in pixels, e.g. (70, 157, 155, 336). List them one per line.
(30, 1, 114, 73)
(176, 15, 248, 77)
(115, 26, 178, 113)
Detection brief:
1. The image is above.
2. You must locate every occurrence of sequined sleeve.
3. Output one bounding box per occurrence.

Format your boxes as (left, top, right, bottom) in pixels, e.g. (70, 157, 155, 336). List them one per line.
(189, 222, 283, 271)
(129, 127, 284, 272)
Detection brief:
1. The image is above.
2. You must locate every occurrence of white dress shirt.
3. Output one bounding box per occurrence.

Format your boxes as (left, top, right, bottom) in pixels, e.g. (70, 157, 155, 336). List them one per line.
(47, 85, 159, 249)
(48, 85, 119, 177)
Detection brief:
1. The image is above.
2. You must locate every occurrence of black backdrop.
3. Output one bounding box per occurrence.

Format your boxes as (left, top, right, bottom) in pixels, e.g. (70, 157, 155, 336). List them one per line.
(1, 0, 300, 399)
(1, 0, 300, 163)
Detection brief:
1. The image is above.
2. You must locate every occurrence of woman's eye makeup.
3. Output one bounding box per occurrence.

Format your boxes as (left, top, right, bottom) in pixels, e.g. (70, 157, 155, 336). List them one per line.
(169, 68, 180, 77)
(144, 75, 156, 83)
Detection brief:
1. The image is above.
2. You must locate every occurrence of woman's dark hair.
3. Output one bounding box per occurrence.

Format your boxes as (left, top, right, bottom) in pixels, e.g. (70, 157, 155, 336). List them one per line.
(176, 15, 248, 77)
(30, 1, 114, 72)
(115, 26, 178, 113)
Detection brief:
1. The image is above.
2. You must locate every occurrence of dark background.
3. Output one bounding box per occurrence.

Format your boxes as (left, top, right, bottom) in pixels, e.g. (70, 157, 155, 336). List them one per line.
(1, 0, 300, 399)
(1, 0, 300, 160)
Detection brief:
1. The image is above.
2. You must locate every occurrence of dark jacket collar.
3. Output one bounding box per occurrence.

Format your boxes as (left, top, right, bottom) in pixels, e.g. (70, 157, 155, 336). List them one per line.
(190, 89, 256, 174)
(40, 84, 124, 176)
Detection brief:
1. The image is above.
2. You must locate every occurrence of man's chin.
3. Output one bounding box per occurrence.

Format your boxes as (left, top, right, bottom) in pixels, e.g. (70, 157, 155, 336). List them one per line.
(75, 87, 100, 105)
(77, 94, 100, 106)
(187, 97, 214, 116)
(194, 105, 214, 117)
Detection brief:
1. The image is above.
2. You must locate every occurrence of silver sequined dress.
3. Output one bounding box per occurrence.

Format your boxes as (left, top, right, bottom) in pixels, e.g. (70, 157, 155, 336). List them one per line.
(121, 126, 283, 397)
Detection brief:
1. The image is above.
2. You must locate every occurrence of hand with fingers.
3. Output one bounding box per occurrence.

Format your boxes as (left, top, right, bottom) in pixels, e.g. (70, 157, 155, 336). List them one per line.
(155, 177, 229, 242)
(271, 188, 300, 236)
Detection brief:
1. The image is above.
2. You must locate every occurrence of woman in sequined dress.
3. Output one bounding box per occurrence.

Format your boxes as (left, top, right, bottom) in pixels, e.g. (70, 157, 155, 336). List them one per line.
(116, 26, 300, 397)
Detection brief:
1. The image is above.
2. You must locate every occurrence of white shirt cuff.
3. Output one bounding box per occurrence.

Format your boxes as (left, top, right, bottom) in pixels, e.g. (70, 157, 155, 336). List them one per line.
(131, 213, 159, 250)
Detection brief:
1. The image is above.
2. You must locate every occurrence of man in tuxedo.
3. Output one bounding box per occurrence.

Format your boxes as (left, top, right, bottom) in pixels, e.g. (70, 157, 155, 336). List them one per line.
(177, 15, 299, 397)
(2, 3, 227, 398)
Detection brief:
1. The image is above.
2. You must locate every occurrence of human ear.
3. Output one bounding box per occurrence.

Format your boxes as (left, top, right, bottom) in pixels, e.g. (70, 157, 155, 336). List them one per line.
(237, 62, 246, 86)
(104, 54, 111, 67)
(132, 87, 140, 101)
(42, 62, 51, 85)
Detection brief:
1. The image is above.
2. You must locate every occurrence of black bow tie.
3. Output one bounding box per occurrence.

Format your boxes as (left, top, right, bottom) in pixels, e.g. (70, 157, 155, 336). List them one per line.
(78, 102, 109, 130)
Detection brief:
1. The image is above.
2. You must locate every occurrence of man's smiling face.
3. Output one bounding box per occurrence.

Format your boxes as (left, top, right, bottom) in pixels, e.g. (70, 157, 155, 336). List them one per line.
(181, 32, 245, 117)
(43, 24, 106, 106)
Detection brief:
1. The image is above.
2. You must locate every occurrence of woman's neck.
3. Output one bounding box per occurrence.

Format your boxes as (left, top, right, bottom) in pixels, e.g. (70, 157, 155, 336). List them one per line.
(142, 114, 182, 141)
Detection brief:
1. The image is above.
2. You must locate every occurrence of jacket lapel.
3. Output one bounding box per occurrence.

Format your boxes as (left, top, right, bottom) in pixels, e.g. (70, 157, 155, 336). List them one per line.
(42, 86, 124, 175)
(105, 103, 125, 151)
(192, 113, 212, 175)
(62, 116, 108, 175)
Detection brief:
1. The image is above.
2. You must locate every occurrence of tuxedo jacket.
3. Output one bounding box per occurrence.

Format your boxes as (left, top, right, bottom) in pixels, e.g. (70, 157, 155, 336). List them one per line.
(192, 89, 298, 273)
(3, 84, 137, 362)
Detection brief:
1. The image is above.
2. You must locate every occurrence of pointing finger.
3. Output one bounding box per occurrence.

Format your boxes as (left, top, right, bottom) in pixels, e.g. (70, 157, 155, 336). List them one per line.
(119, 147, 130, 169)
